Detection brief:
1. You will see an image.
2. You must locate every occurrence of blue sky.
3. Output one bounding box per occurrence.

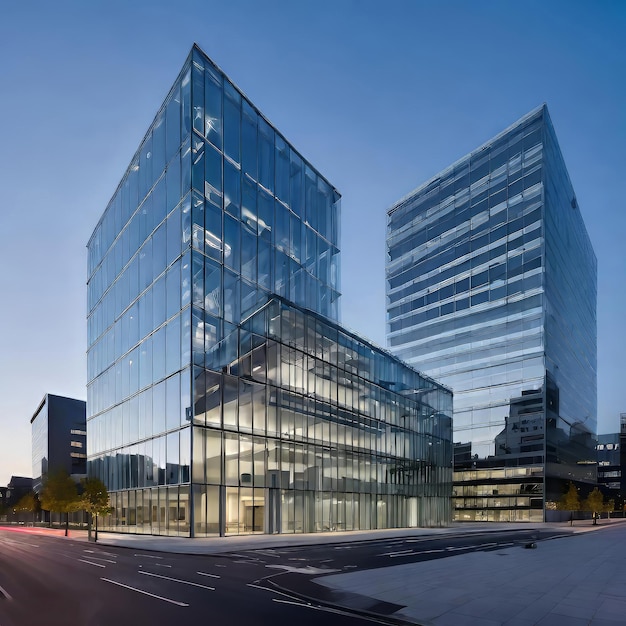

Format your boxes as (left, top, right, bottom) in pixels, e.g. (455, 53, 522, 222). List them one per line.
(0, 0, 624, 485)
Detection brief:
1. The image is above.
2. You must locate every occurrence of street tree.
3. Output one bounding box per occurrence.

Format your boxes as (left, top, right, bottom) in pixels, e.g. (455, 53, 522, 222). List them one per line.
(80, 476, 112, 542)
(557, 482, 580, 525)
(39, 470, 80, 536)
(583, 488, 605, 525)
(14, 491, 40, 525)
(603, 499, 615, 519)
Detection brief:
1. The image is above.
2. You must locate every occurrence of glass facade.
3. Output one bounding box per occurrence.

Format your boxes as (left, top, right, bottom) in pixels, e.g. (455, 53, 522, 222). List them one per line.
(386, 105, 597, 522)
(87, 44, 452, 535)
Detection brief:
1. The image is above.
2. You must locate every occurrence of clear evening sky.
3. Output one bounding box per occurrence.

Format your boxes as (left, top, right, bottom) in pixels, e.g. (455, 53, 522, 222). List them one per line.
(1, 0, 624, 485)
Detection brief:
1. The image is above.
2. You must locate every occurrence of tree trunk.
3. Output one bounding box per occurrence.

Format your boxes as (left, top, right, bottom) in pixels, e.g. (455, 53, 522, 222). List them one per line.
(95, 514, 98, 542)
(87, 512, 93, 542)
(65, 512, 69, 537)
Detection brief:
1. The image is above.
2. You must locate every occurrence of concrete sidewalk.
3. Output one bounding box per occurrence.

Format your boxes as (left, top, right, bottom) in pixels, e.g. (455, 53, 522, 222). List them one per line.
(315, 520, 626, 625)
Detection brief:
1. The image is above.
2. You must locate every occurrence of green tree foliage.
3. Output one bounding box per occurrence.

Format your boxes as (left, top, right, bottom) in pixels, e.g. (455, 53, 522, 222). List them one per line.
(40, 470, 80, 536)
(14, 491, 39, 524)
(557, 482, 581, 512)
(80, 477, 112, 542)
(603, 499, 615, 519)
(583, 487, 605, 525)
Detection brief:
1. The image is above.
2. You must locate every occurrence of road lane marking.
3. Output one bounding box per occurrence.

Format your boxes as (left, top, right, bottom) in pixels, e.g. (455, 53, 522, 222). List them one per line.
(84, 548, 118, 557)
(272, 598, 394, 622)
(84, 556, 117, 564)
(100, 578, 188, 606)
(196, 571, 220, 579)
(78, 559, 106, 568)
(253, 549, 280, 558)
(154, 563, 172, 568)
(272, 599, 309, 607)
(134, 554, 163, 559)
(388, 548, 445, 558)
(94, 550, 118, 557)
(379, 548, 415, 557)
(138, 571, 215, 591)
(266, 564, 340, 574)
(0, 584, 12, 600)
(247, 583, 302, 601)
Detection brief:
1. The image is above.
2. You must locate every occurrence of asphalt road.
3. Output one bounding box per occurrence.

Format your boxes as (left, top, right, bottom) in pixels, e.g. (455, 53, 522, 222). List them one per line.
(0, 527, 566, 625)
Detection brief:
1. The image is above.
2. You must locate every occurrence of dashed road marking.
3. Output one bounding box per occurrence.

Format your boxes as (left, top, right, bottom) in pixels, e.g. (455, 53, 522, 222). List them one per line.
(100, 578, 188, 606)
(78, 559, 106, 568)
(138, 571, 215, 591)
(134, 554, 163, 559)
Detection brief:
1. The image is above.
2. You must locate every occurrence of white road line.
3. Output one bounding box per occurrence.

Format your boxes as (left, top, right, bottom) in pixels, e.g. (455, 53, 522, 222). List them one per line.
(246, 583, 302, 601)
(379, 548, 414, 557)
(154, 563, 172, 568)
(134, 554, 163, 559)
(78, 559, 106, 568)
(138, 571, 215, 591)
(253, 549, 280, 558)
(100, 578, 189, 606)
(272, 598, 395, 622)
(272, 598, 309, 607)
(0, 583, 12, 600)
(416, 548, 446, 554)
(196, 571, 220, 579)
(389, 548, 445, 558)
(446, 546, 473, 551)
(82, 556, 117, 564)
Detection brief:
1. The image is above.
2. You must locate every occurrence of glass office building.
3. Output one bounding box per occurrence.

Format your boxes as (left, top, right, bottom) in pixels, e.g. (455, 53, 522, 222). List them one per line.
(87, 44, 452, 536)
(387, 105, 597, 522)
(31, 394, 87, 493)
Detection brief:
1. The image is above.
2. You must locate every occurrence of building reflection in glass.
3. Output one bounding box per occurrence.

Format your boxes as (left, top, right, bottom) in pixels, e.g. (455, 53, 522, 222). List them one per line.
(86, 45, 453, 536)
(387, 105, 597, 522)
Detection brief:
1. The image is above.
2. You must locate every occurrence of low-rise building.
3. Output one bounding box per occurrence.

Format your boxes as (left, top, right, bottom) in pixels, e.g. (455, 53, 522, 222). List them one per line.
(31, 394, 87, 493)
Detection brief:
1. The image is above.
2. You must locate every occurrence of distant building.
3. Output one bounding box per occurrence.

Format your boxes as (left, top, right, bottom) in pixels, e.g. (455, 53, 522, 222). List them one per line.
(596, 433, 621, 506)
(5, 476, 33, 508)
(386, 105, 597, 522)
(595, 414, 626, 510)
(86, 44, 453, 537)
(31, 394, 87, 493)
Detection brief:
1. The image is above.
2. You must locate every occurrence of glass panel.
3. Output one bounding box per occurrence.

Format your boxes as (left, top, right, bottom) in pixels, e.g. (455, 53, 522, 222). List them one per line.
(241, 100, 257, 180)
(166, 373, 180, 431)
(166, 431, 180, 484)
(204, 65, 222, 149)
(224, 80, 241, 163)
